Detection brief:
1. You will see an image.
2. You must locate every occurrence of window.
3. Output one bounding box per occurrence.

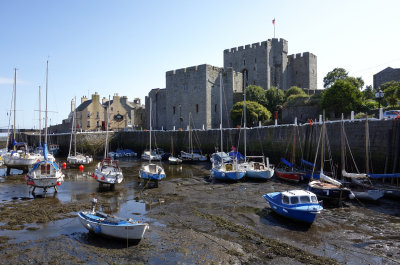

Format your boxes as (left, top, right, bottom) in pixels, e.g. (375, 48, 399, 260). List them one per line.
(196, 104, 199, 113)
(96, 112, 99, 119)
(311, 196, 318, 203)
(243, 59, 246, 65)
(111, 107, 113, 111)
(96, 121, 99, 127)
(87, 121, 90, 127)
(282, 196, 289, 204)
(87, 111, 90, 118)
(255, 58, 257, 63)
(184, 85, 188, 91)
(215, 104, 217, 113)
(300, 196, 311, 203)
(290, 197, 299, 204)
(173, 106, 176, 115)
(40, 164, 50, 175)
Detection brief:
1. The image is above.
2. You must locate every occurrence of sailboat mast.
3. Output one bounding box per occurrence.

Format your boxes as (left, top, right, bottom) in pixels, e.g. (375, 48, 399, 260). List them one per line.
(341, 114, 345, 181)
(39, 86, 42, 147)
(243, 71, 247, 159)
(44, 61, 48, 145)
(321, 111, 325, 172)
(219, 72, 223, 152)
(104, 97, 110, 159)
(291, 125, 296, 165)
(13, 68, 16, 148)
(365, 115, 369, 174)
(149, 98, 152, 163)
(74, 97, 77, 156)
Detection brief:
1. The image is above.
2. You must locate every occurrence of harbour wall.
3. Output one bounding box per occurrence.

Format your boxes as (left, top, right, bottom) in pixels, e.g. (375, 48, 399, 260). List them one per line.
(21, 119, 400, 173)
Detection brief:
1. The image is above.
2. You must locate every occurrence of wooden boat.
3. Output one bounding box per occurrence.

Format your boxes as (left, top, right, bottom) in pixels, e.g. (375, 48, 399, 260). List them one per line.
(78, 199, 149, 242)
(263, 190, 323, 224)
(139, 98, 166, 184)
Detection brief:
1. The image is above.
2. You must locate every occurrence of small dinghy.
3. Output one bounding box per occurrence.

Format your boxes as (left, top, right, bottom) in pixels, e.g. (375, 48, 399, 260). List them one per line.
(78, 198, 149, 242)
(263, 190, 323, 224)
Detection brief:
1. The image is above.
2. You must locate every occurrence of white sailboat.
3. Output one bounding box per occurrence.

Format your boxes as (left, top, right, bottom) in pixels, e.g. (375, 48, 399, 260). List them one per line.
(67, 97, 93, 165)
(139, 98, 166, 185)
(26, 61, 64, 194)
(92, 97, 123, 188)
(210, 72, 245, 181)
(239, 73, 274, 180)
(3, 69, 42, 172)
(179, 112, 207, 162)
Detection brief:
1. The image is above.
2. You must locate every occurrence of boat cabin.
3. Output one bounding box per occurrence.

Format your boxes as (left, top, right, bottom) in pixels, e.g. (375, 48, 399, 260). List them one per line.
(281, 190, 318, 205)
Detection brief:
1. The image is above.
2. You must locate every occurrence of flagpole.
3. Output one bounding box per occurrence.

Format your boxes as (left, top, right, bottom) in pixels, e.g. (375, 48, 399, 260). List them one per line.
(273, 18, 275, 38)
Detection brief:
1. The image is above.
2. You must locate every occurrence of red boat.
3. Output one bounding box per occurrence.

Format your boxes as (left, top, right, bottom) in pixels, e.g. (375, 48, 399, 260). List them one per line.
(275, 169, 304, 183)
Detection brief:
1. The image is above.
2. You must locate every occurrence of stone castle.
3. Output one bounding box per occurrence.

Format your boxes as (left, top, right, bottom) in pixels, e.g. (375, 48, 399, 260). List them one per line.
(147, 38, 317, 130)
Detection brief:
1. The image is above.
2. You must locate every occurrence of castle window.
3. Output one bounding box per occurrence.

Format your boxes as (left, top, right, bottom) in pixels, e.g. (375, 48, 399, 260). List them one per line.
(296, 71, 298, 75)
(87, 121, 90, 127)
(230, 63, 232, 67)
(243, 59, 246, 65)
(96, 120, 99, 127)
(96, 112, 99, 119)
(215, 104, 217, 113)
(196, 104, 199, 113)
(253, 81, 256, 85)
(184, 85, 188, 91)
(255, 58, 257, 63)
(87, 111, 90, 118)
(253, 66, 256, 71)
(173, 106, 176, 115)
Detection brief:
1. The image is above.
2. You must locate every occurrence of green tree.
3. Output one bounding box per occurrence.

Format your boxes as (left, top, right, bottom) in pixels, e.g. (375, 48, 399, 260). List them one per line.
(346, 76, 365, 90)
(362, 85, 374, 100)
(323, 68, 348, 88)
(231, 101, 271, 127)
(265, 86, 285, 111)
(285, 86, 307, 101)
(245, 85, 267, 106)
(380, 81, 400, 106)
(321, 79, 363, 116)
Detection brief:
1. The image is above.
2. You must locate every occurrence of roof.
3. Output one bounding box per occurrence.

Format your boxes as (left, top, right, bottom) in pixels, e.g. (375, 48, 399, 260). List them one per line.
(281, 190, 315, 197)
(76, 100, 93, 111)
(102, 100, 114, 107)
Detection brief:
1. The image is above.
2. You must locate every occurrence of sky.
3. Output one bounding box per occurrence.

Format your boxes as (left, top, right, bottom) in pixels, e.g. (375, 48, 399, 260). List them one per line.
(1, 0, 399, 130)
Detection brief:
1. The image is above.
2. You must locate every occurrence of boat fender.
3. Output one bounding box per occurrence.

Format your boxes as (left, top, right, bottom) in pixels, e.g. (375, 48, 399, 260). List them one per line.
(95, 225, 101, 233)
(348, 191, 355, 200)
(86, 223, 93, 231)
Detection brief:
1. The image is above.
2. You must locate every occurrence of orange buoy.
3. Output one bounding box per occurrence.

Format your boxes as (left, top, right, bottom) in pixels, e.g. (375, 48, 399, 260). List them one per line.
(62, 162, 67, 169)
(79, 165, 84, 171)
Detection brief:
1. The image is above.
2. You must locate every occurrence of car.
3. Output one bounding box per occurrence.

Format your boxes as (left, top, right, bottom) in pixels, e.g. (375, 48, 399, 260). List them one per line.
(383, 110, 400, 119)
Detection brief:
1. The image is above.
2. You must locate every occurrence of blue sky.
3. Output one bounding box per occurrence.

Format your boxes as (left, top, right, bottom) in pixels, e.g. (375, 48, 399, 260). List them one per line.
(1, 0, 399, 129)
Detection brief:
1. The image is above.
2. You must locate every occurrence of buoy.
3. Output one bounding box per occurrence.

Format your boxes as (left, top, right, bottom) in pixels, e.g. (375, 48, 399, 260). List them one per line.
(101, 177, 105, 180)
(56, 182, 61, 186)
(79, 165, 84, 171)
(62, 162, 67, 169)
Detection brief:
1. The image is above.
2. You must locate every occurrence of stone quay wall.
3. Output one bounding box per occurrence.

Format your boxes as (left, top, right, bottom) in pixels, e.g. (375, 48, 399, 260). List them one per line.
(21, 119, 400, 173)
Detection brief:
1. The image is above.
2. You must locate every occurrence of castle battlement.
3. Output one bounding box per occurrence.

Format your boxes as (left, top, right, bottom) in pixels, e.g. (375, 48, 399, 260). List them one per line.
(224, 38, 288, 54)
(287, 52, 317, 61)
(166, 64, 222, 76)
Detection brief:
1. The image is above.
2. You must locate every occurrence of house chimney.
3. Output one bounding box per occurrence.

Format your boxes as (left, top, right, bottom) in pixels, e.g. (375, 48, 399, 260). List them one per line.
(81, 96, 88, 104)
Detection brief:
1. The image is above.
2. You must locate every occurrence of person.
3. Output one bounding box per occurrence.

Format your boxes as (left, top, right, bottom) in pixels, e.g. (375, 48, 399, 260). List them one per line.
(90, 193, 98, 213)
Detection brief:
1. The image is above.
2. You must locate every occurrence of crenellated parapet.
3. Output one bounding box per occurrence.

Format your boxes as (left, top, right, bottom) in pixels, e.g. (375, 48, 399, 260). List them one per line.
(223, 38, 288, 54)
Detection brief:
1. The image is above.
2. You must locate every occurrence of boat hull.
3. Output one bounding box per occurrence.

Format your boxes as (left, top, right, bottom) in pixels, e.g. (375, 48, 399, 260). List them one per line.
(78, 212, 148, 241)
(211, 168, 245, 181)
(352, 190, 384, 201)
(263, 193, 322, 224)
(139, 164, 166, 181)
(275, 169, 303, 183)
(307, 181, 354, 203)
(246, 168, 274, 180)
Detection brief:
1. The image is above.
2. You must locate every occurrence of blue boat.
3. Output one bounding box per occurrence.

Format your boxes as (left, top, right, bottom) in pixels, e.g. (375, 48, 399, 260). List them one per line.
(210, 162, 246, 181)
(262, 190, 323, 224)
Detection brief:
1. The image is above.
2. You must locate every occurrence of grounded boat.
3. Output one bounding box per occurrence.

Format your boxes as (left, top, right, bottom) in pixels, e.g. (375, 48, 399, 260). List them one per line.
(263, 190, 323, 224)
(92, 97, 123, 187)
(25, 61, 64, 194)
(141, 150, 162, 161)
(139, 98, 166, 185)
(78, 199, 149, 242)
(275, 158, 304, 183)
(241, 156, 275, 180)
(168, 156, 182, 165)
(67, 99, 93, 165)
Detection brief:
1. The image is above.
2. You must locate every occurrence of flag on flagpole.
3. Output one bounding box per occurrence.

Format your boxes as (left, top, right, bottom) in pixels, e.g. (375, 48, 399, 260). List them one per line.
(272, 18, 275, 25)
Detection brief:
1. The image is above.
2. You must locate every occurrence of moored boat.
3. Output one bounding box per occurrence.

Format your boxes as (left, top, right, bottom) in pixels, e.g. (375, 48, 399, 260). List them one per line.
(263, 190, 323, 224)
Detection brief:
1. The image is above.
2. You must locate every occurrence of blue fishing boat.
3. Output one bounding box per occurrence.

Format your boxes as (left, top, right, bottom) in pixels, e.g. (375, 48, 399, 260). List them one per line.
(262, 190, 323, 224)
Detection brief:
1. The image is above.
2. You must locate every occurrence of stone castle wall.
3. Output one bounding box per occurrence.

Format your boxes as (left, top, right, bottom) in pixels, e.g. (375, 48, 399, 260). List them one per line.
(373, 67, 400, 88)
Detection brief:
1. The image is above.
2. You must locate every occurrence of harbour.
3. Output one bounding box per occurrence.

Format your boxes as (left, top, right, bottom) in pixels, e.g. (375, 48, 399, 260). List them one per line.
(0, 159, 399, 264)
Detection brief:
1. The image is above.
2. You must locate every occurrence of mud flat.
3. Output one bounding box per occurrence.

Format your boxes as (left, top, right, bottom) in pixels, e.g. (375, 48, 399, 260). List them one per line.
(0, 161, 399, 264)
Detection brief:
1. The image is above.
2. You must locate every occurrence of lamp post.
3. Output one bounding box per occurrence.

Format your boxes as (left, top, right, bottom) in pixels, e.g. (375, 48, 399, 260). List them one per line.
(375, 89, 384, 109)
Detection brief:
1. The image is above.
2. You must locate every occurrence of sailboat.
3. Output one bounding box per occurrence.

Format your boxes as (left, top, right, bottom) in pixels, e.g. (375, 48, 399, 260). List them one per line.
(307, 112, 354, 205)
(274, 120, 305, 182)
(341, 115, 384, 201)
(67, 97, 93, 165)
(239, 75, 274, 180)
(25, 61, 64, 194)
(92, 97, 123, 188)
(179, 113, 207, 162)
(3, 69, 42, 172)
(139, 98, 166, 185)
(168, 136, 182, 165)
(210, 72, 245, 181)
